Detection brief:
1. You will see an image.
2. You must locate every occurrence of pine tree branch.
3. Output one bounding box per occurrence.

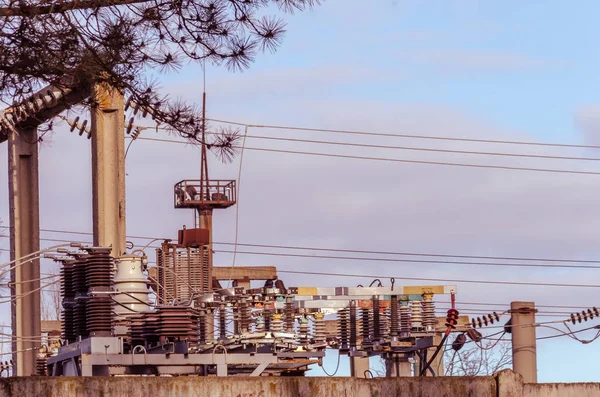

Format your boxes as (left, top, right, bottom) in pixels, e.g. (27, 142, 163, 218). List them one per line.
(0, 0, 150, 17)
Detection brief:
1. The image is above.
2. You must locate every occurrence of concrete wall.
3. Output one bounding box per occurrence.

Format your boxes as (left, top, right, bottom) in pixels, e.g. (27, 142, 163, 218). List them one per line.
(0, 370, 598, 397)
(524, 383, 600, 397)
(0, 376, 496, 397)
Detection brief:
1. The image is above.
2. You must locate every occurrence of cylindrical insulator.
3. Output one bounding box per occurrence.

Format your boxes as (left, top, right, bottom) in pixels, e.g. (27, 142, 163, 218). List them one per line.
(400, 304, 411, 336)
(313, 312, 326, 343)
(299, 318, 309, 346)
(372, 297, 381, 341)
(421, 299, 436, 331)
(271, 313, 283, 333)
(338, 308, 349, 350)
(361, 308, 371, 345)
(390, 297, 399, 337)
(410, 301, 422, 330)
(198, 310, 207, 344)
(239, 299, 250, 334)
(284, 298, 294, 332)
(380, 308, 390, 339)
(219, 304, 227, 340)
(349, 302, 357, 348)
(35, 356, 47, 376)
(263, 310, 271, 332)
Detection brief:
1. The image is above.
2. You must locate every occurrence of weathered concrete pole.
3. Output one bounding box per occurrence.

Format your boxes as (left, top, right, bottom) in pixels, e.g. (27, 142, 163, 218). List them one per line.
(8, 126, 41, 376)
(350, 357, 370, 378)
(91, 83, 126, 257)
(510, 301, 537, 383)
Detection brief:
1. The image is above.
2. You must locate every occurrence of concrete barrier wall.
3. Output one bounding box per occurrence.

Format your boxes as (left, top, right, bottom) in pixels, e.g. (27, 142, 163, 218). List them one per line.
(524, 383, 600, 397)
(0, 376, 496, 397)
(0, 371, 598, 397)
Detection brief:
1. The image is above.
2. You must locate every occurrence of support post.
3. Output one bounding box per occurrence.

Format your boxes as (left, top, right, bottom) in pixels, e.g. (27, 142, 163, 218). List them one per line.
(8, 127, 41, 376)
(350, 356, 370, 378)
(91, 83, 126, 257)
(510, 301, 537, 383)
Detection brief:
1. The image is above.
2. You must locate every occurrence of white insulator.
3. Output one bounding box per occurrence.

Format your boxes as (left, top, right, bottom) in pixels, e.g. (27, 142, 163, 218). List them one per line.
(410, 301, 423, 330)
(400, 305, 411, 335)
(113, 255, 152, 321)
(421, 300, 436, 331)
(271, 314, 283, 333)
(313, 314, 326, 343)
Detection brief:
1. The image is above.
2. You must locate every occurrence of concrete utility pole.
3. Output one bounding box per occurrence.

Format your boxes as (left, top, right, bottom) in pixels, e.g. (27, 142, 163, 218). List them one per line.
(91, 83, 126, 257)
(350, 356, 370, 378)
(510, 301, 537, 383)
(8, 126, 41, 376)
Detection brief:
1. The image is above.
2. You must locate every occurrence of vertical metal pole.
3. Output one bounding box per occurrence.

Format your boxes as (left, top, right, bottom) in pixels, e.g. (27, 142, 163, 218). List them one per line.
(197, 208, 213, 291)
(511, 301, 537, 383)
(8, 127, 41, 376)
(91, 83, 126, 257)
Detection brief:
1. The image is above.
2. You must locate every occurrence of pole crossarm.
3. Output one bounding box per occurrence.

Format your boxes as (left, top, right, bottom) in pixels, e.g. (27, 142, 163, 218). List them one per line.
(0, 83, 90, 144)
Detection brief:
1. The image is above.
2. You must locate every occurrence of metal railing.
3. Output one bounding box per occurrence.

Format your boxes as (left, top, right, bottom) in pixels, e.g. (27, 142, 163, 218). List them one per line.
(174, 179, 236, 208)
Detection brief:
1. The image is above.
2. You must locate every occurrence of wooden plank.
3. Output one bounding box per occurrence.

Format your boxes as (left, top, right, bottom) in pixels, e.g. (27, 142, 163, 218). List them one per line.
(212, 266, 277, 281)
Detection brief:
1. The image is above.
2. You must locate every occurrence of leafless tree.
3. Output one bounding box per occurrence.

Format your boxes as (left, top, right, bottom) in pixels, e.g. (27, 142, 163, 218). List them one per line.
(444, 337, 512, 376)
(0, 0, 320, 153)
(40, 263, 60, 321)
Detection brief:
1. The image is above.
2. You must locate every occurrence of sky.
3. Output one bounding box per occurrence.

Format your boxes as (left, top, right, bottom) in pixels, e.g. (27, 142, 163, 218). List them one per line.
(2, 0, 600, 382)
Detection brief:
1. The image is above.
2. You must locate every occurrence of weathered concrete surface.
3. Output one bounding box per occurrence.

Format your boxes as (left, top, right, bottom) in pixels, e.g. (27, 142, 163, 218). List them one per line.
(0, 376, 496, 397)
(524, 383, 600, 397)
(496, 370, 524, 397)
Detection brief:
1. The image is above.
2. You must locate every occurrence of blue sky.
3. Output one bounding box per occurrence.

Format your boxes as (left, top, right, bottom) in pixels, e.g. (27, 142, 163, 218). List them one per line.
(2, 0, 600, 382)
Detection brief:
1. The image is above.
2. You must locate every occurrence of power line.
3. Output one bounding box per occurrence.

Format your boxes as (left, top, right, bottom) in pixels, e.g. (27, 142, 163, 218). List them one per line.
(17, 227, 600, 264)
(207, 118, 600, 150)
(135, 136, 600, 176)
(229, 134, 600, 162)
(277, 269, 600, 289)
(212, 249, 600, 270)
(5, 227, 600, 264)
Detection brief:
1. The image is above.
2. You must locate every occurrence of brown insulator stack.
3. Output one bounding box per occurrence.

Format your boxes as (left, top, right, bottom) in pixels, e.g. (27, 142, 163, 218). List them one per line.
(390, 297, 399, 338)
(60, 260, 76, 342)
(349, 301, 357, 349)
(218, 304, 227, 340)
(142, 312, 160, 345)
(338, 308, 349, 351)
(198, 310, 207, 345)
(156, 306, 200, 345)
(372, 296, 381, 342)
(85, 248, 114, 336)
(72, 255, 90, 339)
(239, 299, 251, 334)
(361, 307, 372, 346)
(284, 297, 294, 333)
(400, 303, 411, 336)
(128, 313, 147, 348)
(35, 353, 48, 376)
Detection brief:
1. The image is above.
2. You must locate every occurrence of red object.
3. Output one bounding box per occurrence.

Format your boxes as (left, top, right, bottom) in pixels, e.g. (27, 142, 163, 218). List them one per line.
(177, 228, 210, 247)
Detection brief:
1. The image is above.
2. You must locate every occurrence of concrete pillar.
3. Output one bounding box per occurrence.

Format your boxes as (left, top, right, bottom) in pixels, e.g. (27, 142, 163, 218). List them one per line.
(91, 83, 126, 257)
(350, 356, 370, 378)
(8, 127, 41, 376)
(385, 355, 412, 377)
(510, 301, 537, 383)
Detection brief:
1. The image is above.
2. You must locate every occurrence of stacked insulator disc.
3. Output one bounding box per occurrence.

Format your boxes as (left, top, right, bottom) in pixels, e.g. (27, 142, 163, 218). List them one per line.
(198, 310, 207, 344)
(35, 357, 47, 376)
(270, 313, 283, 333)
(338, 308, 349, 350)
(390, 298, 399, 337)
(372, 297, 381, 341)
(421, 300, 436, 330)
(361, 308, 371, 345)
(410, 301, 423, 330)
(155, 306, 200, 344)
(239, 300, 251, 333)
(141, 312, 160, 345)
(60, 260, 76, 342)
(73, 256, 90, 339)
(313, 313, 326, 343)
(86, 248, 114, 336)
(400, 304, 411, 335)
(128, 313, 147, 347)
(284, 299, 294, 332)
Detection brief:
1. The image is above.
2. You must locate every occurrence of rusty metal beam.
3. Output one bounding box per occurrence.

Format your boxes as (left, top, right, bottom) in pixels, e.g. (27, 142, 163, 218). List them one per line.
(212, 266, 278, 281)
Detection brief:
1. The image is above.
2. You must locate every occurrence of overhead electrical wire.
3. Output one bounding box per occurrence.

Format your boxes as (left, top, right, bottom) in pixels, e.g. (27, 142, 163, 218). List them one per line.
(4, 226, 600, 265)
(206, 118, 600, 150)
(134, 136, 600, 177)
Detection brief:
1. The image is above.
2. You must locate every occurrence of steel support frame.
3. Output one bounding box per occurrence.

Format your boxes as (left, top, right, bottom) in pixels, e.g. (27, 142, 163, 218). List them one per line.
(91, 83, 126, 257)
(8, 126, 40, 376)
